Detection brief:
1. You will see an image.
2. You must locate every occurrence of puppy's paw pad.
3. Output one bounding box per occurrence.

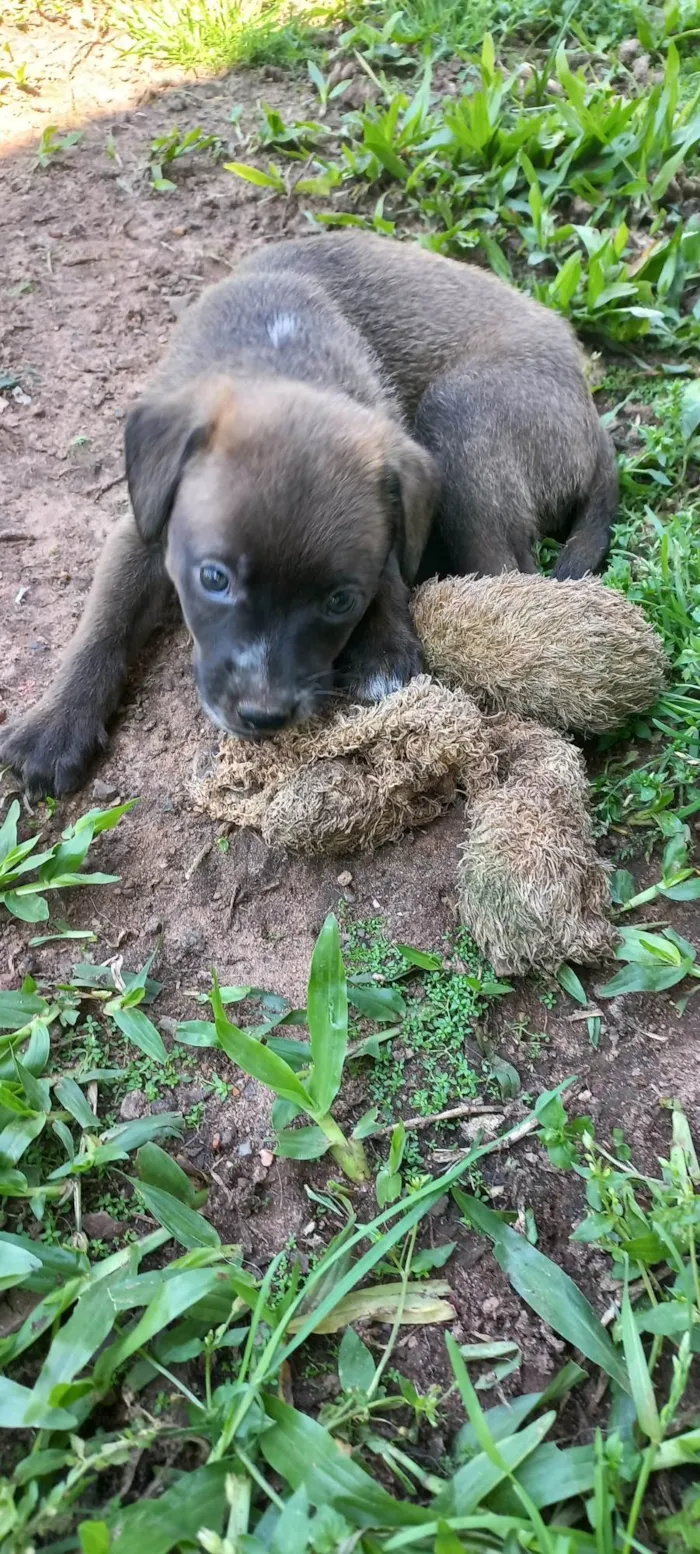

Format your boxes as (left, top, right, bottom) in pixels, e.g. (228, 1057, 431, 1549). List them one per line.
(0, 711, 105, 799)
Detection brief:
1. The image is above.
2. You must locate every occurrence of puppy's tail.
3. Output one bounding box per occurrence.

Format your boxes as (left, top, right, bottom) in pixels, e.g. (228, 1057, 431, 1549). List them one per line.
(554, 430, 618, 581)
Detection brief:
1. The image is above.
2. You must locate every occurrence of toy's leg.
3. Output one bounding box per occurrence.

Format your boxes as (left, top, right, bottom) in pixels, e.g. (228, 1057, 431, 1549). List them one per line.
(414, 360, 613, 578)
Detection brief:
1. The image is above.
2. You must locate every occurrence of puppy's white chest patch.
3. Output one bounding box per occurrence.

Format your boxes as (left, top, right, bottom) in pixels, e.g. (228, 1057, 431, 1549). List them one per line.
(267, 312, 298, 348)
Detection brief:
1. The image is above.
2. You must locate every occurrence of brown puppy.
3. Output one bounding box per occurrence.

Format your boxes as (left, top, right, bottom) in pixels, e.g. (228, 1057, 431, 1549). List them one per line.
(0, 232, 617, 797)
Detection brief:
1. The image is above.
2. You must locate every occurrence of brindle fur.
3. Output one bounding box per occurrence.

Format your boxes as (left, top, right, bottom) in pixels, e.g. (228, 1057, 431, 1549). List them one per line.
(0, 232, 617, 797)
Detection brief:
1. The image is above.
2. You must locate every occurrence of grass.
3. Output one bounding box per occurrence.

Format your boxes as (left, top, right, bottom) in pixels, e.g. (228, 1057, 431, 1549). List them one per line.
(0, 799, 133, 924)
(1, 0, 700, 1544)
(2, 915, 699, 1547)
(592, 374, 700, 835)
(343, 918, 512, 1155)
(115, 0, 349, 72)
(113, 0, 700, 70)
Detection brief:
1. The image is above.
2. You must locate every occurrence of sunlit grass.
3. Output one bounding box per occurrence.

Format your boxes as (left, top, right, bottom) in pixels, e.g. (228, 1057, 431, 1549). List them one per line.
(116, 0, 348, 70)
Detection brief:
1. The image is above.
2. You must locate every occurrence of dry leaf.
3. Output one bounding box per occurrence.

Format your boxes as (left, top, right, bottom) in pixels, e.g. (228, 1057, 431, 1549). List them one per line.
(289, 1279, 454, 1335)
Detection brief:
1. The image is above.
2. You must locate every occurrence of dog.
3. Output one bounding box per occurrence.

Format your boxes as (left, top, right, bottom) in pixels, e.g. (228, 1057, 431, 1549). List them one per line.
(0, 232, 617, 798)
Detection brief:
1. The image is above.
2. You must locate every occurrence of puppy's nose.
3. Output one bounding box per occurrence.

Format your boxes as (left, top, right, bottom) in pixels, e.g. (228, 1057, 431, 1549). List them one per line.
(237, 704, 294, 733)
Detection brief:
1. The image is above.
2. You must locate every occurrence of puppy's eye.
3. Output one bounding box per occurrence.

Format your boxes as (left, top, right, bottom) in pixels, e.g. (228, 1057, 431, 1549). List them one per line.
(200, 564, 231, 595)
(325, 588, 357, 618)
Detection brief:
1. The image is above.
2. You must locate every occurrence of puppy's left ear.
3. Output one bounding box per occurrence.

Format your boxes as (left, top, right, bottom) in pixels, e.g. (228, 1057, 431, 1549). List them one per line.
(125, 376, 234, 544)
(384, 433, 439, 582)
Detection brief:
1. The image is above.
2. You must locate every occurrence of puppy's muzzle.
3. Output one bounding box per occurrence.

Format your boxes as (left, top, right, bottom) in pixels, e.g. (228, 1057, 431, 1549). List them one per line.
(236, 700, 298, 733)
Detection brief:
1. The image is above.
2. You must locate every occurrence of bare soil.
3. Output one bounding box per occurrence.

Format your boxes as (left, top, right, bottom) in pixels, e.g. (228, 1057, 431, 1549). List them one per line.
(1, 9, 698, 1428)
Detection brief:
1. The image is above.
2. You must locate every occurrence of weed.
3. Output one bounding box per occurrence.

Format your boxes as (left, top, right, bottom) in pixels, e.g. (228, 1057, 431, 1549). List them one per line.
(230, 38, 700, 346)
(598, 921, 700, 997)
(0, 45, 34, 92)
(587, 372, 700, 833)
(148, 125, 221, 190)
(3, 1075, 697, 1546)
(2, 922, 699, 1545)
(207, 1070, 230, 1099)
(33, 125, 83, 168)
(185, 1098, 207, 1127)
(181, 915, 375, 1180)
(508, 1013, 551, 1057)
(123, 1045, 197, 1100)
(557, 962, 602, 1045)
(340, 0, 696, 56)
(0, 799, 133, 925)
(612, 819, 700, 910)
(376, 1119, 407, 1205)
(537, 981, 558, 1010)
(342, 918, 512, 1158)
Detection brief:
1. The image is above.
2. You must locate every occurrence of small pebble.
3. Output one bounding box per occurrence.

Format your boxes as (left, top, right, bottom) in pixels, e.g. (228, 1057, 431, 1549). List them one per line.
(119, 1088, 148, 1121)
(238, 1140, 252, 1158)
(82, 1210, 123, 1241)
(177, 1085, 208, 1107)
(618, 36, 641, 64)
(92, 779, 119, 801)
(337, 870, 353, 888)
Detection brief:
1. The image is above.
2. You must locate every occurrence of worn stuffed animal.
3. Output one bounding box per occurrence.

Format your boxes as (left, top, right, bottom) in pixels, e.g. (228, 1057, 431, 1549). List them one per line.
(194, 574, 667, 974)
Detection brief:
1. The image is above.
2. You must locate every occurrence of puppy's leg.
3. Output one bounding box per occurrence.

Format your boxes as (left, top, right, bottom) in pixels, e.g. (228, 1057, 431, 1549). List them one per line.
(336, 549, 423, 702)
(552, 428, 618, 580)
(0, 519, 171, 798)
(414, 368, 538, 575)
(415, 363, 609, 576)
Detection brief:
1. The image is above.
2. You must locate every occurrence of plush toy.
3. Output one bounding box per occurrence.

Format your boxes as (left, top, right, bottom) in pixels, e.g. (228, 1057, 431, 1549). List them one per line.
(412, 573, 667, 733)
(193, 575, 667, 975)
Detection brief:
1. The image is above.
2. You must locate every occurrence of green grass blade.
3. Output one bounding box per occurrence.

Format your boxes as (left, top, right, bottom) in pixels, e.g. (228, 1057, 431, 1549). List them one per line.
(621, 1278, 661, 1441)
(455, 1191, 629, 1390)
(133, 1183, 220, 1249)
(212, 975, 313, 1111)
(306, 912, 348, 1115)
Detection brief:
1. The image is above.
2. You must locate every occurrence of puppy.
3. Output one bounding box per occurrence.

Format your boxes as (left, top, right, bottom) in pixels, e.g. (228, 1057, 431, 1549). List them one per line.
(0, 232, 617, 797)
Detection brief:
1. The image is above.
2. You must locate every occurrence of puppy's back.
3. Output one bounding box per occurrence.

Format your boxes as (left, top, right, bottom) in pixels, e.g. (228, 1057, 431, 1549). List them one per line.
(149, 265, 396, 416)
(242, 232, 583, 416)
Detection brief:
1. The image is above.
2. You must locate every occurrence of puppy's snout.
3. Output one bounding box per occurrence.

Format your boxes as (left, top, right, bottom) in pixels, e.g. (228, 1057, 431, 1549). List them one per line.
(237, 701, 297, 733)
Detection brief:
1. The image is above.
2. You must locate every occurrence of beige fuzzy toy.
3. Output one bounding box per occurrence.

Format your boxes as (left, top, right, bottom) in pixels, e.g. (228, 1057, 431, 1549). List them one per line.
(193, 575, 667, 975)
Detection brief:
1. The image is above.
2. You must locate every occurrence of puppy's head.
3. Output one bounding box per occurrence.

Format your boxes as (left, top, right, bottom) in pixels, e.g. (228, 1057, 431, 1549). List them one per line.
(125, 374, 437, 736)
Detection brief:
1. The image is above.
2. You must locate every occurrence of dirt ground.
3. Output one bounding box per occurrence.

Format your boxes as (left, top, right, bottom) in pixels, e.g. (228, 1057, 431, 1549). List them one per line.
(1, 7, 699, 1414)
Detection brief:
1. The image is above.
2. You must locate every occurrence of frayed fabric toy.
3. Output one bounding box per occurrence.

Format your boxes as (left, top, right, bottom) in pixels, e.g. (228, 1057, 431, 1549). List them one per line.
(458, 719, 616, 975)
(194, 676, 495, 856)
(412, 572, 667, 734)
(193, 575, 667, 973)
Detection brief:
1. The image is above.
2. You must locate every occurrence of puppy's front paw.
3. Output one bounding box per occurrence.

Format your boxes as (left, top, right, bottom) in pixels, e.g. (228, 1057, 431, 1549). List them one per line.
(339, 631, 423, 706)
(0, 703, 107, 799)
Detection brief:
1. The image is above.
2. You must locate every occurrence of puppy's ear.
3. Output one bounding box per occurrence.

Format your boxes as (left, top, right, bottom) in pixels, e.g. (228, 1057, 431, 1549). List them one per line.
(125, 378, 232, 543)
(385, 433, 439, 582)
